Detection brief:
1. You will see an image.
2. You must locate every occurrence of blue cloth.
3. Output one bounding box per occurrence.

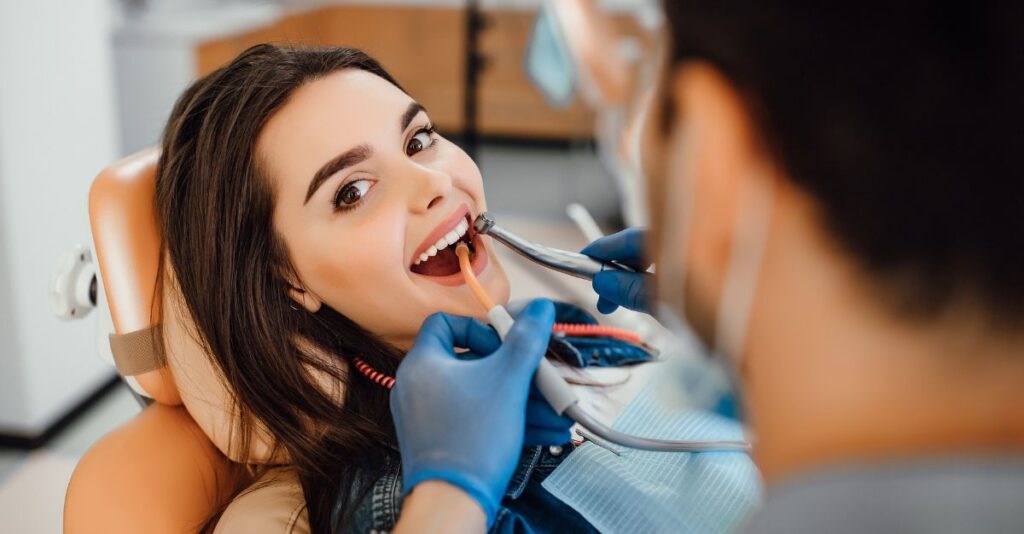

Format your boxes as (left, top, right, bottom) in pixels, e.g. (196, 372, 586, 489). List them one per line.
(524, 2, 576, 108)
(542, 381, 762, 534)
(545, 301, 656, 368)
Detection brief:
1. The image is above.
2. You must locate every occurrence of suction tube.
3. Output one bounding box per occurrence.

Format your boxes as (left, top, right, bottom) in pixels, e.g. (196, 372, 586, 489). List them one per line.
(454, 244, 750, 453)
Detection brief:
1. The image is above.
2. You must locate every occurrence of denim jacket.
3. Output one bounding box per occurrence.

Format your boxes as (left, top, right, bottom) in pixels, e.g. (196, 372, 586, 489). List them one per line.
(333, 302, 655, 534)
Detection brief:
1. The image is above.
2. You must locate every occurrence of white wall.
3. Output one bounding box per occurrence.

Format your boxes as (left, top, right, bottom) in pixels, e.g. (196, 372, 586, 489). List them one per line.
(113, 1, 282, 154)
(0, 0, 120, 434)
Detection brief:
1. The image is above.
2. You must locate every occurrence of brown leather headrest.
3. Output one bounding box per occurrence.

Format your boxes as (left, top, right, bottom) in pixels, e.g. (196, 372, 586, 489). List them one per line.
(90, 149, 179, 403)
(89, 148, 280, 463)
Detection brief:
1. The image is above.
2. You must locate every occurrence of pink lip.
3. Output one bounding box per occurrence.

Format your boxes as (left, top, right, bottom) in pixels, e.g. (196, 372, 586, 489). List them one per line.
(410, 203, 471, 265)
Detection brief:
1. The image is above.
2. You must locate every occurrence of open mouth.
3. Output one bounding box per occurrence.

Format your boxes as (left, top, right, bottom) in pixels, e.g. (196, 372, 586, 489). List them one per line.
(410, 212, 480, 277)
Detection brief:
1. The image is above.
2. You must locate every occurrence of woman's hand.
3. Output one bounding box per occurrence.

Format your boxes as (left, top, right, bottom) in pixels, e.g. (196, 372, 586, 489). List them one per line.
(391, 299, 556, 527)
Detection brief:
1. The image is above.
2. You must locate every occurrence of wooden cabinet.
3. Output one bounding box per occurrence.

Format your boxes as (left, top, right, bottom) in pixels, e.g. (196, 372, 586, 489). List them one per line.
(195, 5, 640, 140)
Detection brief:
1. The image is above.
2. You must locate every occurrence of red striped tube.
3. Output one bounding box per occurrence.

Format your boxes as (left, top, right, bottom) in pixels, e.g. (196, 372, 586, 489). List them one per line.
(352, 323, 643, 390)
(552, 323, 643, 344)
(352, 357, 396, 390)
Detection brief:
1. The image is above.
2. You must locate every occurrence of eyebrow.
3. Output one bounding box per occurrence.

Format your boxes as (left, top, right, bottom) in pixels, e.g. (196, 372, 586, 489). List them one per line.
(401, 101, 427, 132)
(304, 144, 372, 205)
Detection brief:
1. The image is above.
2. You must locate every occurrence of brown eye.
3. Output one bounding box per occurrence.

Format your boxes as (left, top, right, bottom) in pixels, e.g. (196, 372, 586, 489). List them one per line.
(333, 179, 373, 210)
(406, 130, 433, 156)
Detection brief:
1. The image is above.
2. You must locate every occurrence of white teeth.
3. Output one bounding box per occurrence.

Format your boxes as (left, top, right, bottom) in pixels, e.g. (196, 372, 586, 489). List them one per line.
(415, 217, 472, 266)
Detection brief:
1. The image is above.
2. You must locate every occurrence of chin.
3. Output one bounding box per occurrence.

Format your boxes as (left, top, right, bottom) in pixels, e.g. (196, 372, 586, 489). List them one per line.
(490, 279, 511, 307)
(485, 260, 511, 306)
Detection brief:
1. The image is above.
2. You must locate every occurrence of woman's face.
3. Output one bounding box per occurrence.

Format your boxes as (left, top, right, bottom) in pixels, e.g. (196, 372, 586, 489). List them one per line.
(259, 69, 510, 348)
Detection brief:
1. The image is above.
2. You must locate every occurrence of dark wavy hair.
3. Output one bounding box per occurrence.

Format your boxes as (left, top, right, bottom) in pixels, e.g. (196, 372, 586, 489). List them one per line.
(156, 44, 405, 532)
(662, 1, 1024, 326)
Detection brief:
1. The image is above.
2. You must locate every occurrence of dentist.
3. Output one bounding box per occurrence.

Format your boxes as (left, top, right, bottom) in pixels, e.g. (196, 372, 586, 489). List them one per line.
(390, 2, 1024, 533)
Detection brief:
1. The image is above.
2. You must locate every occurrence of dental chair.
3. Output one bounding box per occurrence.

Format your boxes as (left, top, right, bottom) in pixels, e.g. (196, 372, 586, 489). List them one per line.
(64, 149, 308, 533)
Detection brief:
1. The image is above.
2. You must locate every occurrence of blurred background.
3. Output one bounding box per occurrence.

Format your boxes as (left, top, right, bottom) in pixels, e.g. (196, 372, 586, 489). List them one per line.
(0, 0, 661, 531)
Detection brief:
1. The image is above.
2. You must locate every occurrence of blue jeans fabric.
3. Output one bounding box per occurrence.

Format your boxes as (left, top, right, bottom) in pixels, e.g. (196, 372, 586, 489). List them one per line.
(334, 302, 654, 533)
(341, 443, 596, 534)
(491, 443, 596, 534)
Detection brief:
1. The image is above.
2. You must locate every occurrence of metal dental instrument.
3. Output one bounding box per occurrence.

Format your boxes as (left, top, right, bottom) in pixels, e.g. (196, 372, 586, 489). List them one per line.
(473, 212, 634, 280)
(464, 216, 751, 454)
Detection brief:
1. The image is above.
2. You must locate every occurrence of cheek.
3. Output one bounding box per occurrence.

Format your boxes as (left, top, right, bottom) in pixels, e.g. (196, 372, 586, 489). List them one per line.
(441, 142, 487, 207)
(288, 210, 408, 315)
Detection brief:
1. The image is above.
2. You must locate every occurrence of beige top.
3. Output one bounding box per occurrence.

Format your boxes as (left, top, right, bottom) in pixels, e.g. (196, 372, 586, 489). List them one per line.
(214, 468, 310, 534)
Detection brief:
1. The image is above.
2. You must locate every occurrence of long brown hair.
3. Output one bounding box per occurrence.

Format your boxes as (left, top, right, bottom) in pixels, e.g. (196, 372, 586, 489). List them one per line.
(156, 44, 406, 532)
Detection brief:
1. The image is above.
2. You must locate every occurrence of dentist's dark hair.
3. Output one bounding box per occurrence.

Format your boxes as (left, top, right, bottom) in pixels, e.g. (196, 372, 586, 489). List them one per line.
(661, 2, 1024, 327)
(156, 44, 405, 532)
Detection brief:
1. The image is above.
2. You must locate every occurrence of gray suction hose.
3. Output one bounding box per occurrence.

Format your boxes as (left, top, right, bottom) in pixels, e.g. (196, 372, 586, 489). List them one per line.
(563, 404, 751, 453)
(486, 296, 750, 454)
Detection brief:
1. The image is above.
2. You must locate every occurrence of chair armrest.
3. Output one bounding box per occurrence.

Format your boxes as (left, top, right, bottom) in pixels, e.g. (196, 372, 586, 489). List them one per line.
(65, 403, 237, 533)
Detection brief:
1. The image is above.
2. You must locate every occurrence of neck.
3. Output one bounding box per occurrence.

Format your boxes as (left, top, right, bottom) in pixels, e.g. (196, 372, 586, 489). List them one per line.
(744, 193, 1024, 485)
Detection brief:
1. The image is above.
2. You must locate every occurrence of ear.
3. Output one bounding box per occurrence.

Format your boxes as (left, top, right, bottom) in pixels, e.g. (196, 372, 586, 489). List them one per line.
(666, 62, 770, 304)
(282, 270, 322, 314)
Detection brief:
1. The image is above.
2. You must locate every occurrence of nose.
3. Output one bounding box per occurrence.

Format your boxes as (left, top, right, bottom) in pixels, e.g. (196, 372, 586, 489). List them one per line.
(408, 164, 453, 214)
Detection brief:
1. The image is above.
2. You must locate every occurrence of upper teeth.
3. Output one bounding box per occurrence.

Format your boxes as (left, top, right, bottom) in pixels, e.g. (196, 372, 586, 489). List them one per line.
(414, 218, 470, 265)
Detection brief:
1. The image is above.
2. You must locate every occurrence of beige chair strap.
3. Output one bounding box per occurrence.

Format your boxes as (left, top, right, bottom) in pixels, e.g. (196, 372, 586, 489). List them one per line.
(109, 325, 166, 376)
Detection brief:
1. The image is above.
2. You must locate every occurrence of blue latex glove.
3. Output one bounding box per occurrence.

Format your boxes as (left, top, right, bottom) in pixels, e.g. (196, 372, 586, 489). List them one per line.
(525, 382, 574, 446)
(391, 299, 557, 524)
(449, 327, 573, 447)
(580, 227, 653, 314)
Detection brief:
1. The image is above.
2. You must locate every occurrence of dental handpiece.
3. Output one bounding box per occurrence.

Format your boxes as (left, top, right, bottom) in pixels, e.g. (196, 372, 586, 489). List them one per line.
(473, 212, 634, 280)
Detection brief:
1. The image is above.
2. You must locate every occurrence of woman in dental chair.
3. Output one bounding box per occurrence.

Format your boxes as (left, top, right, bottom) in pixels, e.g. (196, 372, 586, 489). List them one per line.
(65, 45, 657, 533)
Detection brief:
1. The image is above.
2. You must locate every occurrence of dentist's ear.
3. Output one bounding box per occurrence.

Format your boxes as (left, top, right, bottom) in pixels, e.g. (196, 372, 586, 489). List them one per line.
(653, 61, 773, 341)
(282, 269, 322, 313)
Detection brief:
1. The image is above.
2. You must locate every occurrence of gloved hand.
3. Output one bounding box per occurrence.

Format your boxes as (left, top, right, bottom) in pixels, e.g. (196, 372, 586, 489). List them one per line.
(525, 382, 574, 446)
(449, 329, 573, 447)
(580, 227, 653, 314)
(391, 299, 556, 525)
